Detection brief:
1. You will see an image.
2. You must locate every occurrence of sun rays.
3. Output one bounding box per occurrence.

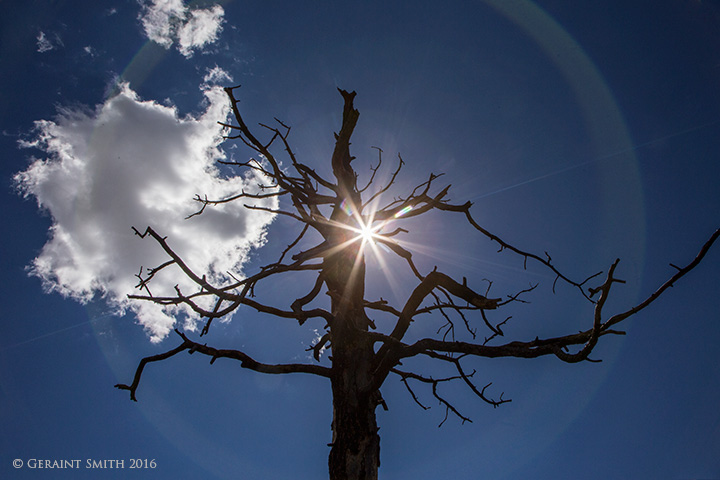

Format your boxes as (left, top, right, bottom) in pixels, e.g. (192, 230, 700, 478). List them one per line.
(328, 199, 418, 303)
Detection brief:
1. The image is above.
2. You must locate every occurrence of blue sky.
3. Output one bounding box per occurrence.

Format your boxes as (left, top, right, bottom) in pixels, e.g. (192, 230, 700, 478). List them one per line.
(1, 1, 719, 479)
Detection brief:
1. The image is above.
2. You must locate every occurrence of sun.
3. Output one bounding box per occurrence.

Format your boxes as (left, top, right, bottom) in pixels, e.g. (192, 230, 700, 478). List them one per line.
(359, 222, 376, 244)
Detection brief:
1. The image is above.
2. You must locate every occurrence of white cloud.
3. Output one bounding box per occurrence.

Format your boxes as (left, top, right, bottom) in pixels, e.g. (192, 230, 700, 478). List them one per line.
(203, 65, 233, 85)
(177, 5, 225, 57)
(36, 31, 61, 53)
(139, 0, 185, 48)
(138, 0, 225, 58)
(83, 45, 98, 57)
(16, 84, 277, 342)
(36, 32, 53, 52)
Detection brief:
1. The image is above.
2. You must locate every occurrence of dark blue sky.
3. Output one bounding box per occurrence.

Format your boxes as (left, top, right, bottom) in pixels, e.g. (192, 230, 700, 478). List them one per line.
(2, 1, 719, 479)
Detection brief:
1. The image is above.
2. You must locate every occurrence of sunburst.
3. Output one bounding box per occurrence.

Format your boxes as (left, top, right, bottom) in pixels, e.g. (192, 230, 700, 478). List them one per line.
(330, 199, 417, 303)
(358, 222, 376, 244)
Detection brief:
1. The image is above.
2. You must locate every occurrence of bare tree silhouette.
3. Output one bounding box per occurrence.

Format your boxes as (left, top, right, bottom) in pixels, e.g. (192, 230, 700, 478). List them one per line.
(116, 88, 719, 480)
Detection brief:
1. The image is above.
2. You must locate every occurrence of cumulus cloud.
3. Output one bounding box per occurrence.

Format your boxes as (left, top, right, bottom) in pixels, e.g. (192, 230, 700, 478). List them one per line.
(15, 84, 277, 342)
(177, 6, 225, 57)
(139, 0, 224, 58)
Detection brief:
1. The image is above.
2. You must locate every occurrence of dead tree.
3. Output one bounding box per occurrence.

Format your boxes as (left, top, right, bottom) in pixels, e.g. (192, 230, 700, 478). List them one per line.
(116, 88, 719, 480)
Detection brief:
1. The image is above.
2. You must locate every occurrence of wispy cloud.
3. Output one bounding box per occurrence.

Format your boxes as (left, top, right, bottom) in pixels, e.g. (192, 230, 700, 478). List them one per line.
(15, 84, 277, 342)
(138, 0, 225, 58)
(177, 5, 225, 57)
(36, 31, 63, 53)
(83, 45, 99, 57)
(203, 65, 234, 85)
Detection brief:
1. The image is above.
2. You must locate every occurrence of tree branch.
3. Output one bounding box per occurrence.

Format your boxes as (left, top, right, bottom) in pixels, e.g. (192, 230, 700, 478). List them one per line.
(115, 329, 331, 401)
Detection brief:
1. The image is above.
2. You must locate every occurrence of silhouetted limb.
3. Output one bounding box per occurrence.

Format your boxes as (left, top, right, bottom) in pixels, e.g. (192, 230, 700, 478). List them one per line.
(115, 329, 331, 401)
(115, 337, 189, 401)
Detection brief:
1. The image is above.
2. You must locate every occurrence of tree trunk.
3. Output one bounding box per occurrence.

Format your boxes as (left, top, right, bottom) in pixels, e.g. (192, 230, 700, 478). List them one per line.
(328, 336, 380, 480)
(324, 87, 381, 479)
(325, 214, 381, 479)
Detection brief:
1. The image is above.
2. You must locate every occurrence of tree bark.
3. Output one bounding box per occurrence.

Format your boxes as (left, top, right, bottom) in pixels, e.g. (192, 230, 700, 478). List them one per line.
(325, 207, 380, 479)
(328, 326, 381, 480)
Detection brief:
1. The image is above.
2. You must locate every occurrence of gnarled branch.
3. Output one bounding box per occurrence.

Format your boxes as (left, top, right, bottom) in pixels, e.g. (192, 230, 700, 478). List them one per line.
(116, 329, 331, 401)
